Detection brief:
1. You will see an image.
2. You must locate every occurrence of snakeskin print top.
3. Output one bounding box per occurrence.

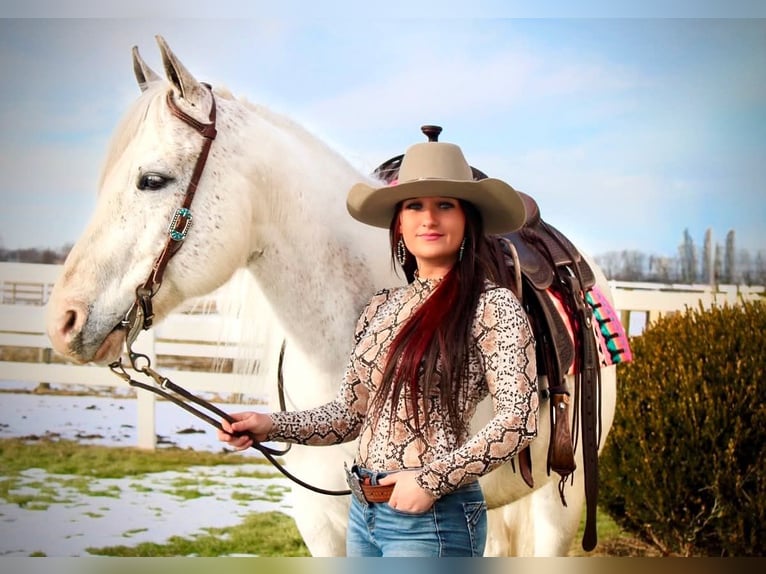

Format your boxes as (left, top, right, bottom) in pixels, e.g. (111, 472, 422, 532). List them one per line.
(268, 276, 539, 498)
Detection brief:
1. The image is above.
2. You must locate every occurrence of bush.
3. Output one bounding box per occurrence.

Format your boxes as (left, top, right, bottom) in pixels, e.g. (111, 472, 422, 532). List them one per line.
(599, 300, 766, 556)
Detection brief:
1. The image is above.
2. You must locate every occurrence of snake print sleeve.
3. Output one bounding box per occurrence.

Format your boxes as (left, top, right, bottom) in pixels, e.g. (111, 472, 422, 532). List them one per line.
(416, 287, 539, 497)
(265, 293, 383, 446)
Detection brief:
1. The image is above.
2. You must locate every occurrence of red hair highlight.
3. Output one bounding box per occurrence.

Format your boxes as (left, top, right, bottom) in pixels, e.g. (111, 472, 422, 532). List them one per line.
(385, 266, 460, 430)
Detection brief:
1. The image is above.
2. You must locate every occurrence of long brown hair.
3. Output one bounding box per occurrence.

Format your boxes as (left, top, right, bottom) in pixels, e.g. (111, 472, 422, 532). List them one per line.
(371, 200, 516, 435)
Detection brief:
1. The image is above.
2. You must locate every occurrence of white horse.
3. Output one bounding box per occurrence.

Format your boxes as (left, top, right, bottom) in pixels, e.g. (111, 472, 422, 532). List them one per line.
(45, 36, 618, 557)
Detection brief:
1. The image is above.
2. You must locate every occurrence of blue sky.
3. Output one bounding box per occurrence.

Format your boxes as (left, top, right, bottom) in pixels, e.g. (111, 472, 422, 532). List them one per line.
(0, 3, 764, 259)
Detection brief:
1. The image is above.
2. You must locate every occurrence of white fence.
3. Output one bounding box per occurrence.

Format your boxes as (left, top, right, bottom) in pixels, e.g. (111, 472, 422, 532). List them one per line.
(0, 262, 259, 449)
(1, 262, 763, 450)
(607, 279, 764, 336)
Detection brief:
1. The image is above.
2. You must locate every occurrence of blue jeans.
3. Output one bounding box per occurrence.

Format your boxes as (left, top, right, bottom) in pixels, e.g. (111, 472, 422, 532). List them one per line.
(346, 467, 487, 557)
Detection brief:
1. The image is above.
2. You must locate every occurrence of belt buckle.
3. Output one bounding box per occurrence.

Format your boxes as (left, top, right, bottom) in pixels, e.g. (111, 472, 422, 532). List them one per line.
(344, 462, 366, 504)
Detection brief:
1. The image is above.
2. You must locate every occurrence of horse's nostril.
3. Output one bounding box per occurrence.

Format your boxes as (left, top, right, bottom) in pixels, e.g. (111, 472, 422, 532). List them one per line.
(47, 303, 85, 353)
(61, 309, 78, 337)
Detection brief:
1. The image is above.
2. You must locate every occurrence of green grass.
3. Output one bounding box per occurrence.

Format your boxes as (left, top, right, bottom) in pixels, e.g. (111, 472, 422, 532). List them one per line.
(86, 511, 310, 557)
(0, 436, 307, 557)
(0, 437, 268, 478)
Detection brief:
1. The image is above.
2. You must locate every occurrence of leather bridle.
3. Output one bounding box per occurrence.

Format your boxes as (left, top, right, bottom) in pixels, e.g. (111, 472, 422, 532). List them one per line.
(108, 84, 350, 497)
(123, 86, 217, 333)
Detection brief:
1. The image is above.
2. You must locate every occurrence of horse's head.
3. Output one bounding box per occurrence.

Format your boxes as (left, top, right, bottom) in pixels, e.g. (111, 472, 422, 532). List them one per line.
(47, 36, 254, 364)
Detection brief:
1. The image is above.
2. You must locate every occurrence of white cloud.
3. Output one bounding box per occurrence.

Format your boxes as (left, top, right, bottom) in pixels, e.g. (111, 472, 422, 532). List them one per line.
(301, 31, 642, 136)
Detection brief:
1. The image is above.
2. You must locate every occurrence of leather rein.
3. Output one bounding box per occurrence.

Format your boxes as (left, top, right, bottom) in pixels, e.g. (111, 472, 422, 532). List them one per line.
(107, 84, 350, 497)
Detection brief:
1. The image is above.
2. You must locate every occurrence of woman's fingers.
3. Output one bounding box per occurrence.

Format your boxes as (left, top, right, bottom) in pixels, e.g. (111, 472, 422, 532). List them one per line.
(217, 414, 255, 450)
(383, 471, 436, 513)
(217, 411, 272, 448)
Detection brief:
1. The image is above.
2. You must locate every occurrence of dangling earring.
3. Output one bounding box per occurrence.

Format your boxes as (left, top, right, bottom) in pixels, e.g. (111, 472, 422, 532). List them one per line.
(459, 237, 466, 262)
(397, 238, 407, 266)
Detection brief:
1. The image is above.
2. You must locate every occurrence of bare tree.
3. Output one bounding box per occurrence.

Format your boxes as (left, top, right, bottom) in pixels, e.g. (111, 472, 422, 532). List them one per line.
(679, 228, 698, 284)
(621, 250, 647, 281)
(702, 228, 713, 285)
(725, 230, 736, 283)
(594, 251, 623, 279)
(738, 249, 752, 284)
(713, 243, 723, 284)
(754, 251, 766, 285)
(648, 255, 674, 282)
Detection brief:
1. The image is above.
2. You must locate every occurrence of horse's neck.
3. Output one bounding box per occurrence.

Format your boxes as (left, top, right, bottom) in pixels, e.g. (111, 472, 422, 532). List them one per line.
(235, 114, 399, 374)
(248, 220, 395, 378)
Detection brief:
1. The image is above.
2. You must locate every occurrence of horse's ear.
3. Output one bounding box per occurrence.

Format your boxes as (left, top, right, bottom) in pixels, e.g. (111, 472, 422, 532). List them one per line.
(132, 46, 162, 92)
(155, 35, 208, 108)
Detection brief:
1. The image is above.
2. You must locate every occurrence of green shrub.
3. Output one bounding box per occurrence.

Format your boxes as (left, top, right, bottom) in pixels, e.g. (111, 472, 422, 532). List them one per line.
(599, 300, 766, 556)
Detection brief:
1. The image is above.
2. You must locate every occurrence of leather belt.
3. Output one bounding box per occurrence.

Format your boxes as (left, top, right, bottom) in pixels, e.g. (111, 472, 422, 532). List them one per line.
(359, 478, 394, 503)
(345, 463, 394, 504)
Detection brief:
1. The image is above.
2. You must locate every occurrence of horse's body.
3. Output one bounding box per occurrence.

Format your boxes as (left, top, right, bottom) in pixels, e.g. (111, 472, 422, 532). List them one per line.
(45, 36, 617, 557)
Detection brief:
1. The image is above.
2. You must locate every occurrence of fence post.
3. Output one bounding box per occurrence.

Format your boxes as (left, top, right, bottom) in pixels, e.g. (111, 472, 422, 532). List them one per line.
(131, 328, 157, 450)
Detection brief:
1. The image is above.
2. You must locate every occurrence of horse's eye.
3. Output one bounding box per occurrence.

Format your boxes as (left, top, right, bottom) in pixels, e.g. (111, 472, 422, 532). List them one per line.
(138, 173, 172, 191)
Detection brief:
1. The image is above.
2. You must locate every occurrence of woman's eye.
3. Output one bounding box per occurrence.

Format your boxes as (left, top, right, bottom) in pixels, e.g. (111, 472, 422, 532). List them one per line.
(439, 201, 457, 209)
(138, 173, 172, 191)
(404, 202, 422, 210)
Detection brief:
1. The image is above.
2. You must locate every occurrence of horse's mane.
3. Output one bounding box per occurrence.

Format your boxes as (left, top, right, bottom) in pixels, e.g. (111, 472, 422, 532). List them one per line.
(101, 80, 376, 199)
(98, 85, 159, 192)
(237, 93, 379, 189)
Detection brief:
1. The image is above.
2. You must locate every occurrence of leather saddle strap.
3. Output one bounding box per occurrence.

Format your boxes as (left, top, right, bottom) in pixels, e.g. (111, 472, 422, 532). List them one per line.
(537, 223, 602, 552)
(523, 280, 577, 481)
(564, 274, 602, 552)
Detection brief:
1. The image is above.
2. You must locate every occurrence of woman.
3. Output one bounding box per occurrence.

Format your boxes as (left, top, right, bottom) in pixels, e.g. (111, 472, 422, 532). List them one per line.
(218, 128, 539, 557)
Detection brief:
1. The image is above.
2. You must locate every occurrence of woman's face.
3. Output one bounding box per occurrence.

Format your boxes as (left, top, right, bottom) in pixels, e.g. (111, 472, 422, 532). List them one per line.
(398, 196, 466, 277)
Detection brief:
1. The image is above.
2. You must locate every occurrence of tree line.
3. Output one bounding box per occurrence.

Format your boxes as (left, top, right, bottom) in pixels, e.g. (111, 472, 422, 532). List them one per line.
(1, 229, 764, 285)
(594, 229, 766, 285)
(0, 244, 72, 265)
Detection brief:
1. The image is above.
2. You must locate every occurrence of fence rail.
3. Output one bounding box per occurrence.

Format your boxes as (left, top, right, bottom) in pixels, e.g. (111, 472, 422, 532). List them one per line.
(607, 279, 764, 333)
(1, 262, 763, 449)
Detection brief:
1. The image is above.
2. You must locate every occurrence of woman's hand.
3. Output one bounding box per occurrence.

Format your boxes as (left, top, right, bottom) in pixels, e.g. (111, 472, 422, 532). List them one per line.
(216, 411, 273, 451)
(378, 470, 437, 513)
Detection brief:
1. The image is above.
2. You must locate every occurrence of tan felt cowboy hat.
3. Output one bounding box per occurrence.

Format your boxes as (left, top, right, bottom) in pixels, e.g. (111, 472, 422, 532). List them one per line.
(347, 127, 526, 234)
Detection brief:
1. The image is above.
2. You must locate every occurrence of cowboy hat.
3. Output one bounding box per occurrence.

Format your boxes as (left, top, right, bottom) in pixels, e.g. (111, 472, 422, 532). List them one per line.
(346, 128, 526, 234)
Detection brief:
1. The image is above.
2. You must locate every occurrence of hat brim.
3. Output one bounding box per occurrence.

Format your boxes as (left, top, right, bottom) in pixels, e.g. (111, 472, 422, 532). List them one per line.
(347, 178, 526, 235)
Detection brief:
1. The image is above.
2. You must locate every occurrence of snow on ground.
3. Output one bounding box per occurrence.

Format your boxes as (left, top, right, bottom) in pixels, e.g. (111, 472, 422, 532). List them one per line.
(0, 389, 298, 557)
(0, 384, 265, 451)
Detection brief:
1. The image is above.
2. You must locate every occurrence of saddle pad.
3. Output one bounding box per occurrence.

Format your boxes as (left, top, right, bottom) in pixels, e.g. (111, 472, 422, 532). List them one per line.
(586, 287, 632, 365)
(544, 286, 632, 371)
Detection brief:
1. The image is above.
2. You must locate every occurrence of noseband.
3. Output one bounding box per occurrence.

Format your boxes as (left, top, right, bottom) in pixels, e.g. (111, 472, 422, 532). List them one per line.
(108, 84, 350, 497)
